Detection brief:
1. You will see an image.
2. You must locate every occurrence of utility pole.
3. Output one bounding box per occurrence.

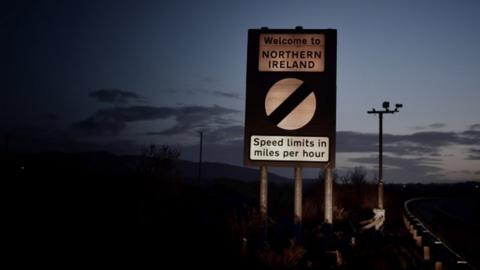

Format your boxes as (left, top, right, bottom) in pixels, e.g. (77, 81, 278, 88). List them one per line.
(198, 131, 203, 181)
(367, 101, 402, 209)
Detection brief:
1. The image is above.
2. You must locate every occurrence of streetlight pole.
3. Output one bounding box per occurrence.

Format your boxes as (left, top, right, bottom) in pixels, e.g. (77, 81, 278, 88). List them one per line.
(367, 101, 402, 209)
(378, 112, 383, 209)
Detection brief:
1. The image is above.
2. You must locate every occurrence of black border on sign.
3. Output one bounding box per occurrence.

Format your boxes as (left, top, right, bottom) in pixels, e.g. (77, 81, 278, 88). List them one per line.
(244, 28, 337, 168)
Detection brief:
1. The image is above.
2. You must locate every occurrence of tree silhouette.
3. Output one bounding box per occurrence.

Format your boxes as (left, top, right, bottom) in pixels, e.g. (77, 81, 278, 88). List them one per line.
(138, 144, 180, 178)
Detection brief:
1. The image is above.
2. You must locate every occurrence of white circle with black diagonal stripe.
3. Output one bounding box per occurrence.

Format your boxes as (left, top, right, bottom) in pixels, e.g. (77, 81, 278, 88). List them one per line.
(265, 78, 316, 130)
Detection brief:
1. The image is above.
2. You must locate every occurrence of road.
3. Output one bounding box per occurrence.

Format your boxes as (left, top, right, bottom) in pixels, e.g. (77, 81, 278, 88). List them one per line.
(408, 197, 480, 269)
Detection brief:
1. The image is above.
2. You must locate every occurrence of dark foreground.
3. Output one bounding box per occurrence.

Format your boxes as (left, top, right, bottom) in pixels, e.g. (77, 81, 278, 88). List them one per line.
(4, 152, 479, 269)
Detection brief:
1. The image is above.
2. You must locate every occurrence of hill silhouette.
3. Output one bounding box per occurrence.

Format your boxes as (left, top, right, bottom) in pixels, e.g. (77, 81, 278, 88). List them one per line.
(5, 151, 291, 183)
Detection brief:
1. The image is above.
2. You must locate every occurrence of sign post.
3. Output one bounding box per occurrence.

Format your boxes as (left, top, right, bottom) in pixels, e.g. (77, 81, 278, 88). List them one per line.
(294, 166, 303, 224)
(294, 166, 303, 240)
(324, 167, 333, 224)
(259, 165, 268, 219)
(245, 27, 337, 233)
(260, 165, 268, 241)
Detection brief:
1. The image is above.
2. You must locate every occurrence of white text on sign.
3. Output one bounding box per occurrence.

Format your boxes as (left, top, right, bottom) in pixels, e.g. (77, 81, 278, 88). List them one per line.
(259, 34, 325, 72)
(250, 135, 329, 162)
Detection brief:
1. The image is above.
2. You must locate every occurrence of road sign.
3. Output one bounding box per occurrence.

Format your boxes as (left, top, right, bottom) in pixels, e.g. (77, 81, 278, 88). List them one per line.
(244, 28, 337, 167)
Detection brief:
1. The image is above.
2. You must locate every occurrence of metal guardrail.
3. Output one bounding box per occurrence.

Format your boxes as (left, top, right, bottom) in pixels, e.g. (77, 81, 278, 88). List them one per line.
(404, 198, 476, 270)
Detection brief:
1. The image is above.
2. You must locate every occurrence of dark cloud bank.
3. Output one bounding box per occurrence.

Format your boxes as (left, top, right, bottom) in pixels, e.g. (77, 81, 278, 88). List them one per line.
(69, 96, 479, 182)
(412, 123, 446, 130)
(72, 105, 238, 136)
(89, 89, 143, 105)
(166, 88, 241, 99)
(8, 86, 479, 183)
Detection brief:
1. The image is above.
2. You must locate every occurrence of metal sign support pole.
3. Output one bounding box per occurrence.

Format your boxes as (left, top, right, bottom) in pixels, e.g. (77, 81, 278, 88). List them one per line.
(260, 165, 268, 219)
(294, 166, 303, 242)
(260, 165, 268, 242)
(324, 166, 333, 224)
(294, 166, 303, 224)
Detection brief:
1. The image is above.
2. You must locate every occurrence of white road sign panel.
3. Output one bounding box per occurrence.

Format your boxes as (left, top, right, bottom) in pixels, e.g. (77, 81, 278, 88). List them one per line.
(250, 135, 329, 162)
(259, 33, 325, 72)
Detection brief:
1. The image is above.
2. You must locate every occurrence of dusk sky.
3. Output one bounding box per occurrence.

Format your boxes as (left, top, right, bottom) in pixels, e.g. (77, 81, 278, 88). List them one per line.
(2, 0, 480, 182)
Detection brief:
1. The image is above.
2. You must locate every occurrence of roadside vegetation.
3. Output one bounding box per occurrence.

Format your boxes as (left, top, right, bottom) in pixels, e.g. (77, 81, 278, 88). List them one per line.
(4, 145, 478, 269)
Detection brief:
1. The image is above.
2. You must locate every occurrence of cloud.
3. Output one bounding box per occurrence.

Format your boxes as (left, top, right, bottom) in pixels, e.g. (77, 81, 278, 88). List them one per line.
(469, 124, 480, 131)
(72, 105, 239, 136)
(467, 148, 480, 160)
(167, 88, 241, 99)
(412, 123, 447, 130)
(349, 155, 442, 167)
(347, 155, 446, 183)
(337, 128, 480, 156)
(147, 105, 239, 135)
(69, 114, 480, 182)
(211, 90, 240, 99)
(336, 131, 457, 155)
(203, 125, 244, 144)
(430, 123, 446, 129)
(460, 129, 480, 145)
(336, 131, 377, 153)
(88, 89, 142, 104)
(73, 106, 173, 135)
(394, 132, 458, 147)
